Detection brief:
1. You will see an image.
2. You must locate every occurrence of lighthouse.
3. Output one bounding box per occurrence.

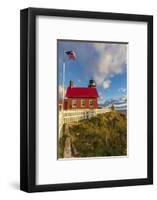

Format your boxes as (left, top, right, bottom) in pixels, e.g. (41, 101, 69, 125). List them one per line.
(63, 79, 99, 110)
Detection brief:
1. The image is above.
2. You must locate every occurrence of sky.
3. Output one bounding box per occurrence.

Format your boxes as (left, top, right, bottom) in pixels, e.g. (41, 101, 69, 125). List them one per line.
(58, 40, 127, 104)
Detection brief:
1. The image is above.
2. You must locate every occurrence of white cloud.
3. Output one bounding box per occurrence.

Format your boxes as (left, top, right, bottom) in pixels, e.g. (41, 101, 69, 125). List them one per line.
(99, 95, 104, 100)
(118, 87, 127, 93)
(92, 43, 127, 86)
(102, 80, 111, 89)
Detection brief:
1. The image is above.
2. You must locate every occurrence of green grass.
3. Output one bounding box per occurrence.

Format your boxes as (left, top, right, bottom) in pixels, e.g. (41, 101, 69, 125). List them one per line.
(59, 111, 127, 158)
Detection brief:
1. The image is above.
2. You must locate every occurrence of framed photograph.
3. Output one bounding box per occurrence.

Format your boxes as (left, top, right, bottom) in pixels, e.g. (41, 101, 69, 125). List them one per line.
(20, 8, 153, 192)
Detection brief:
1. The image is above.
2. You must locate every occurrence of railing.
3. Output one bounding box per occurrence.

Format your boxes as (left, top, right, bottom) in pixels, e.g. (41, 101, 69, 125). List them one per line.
(59, 108, 110, 137)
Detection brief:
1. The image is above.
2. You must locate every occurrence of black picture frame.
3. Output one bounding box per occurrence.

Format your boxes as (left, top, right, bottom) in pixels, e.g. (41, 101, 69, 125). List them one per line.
(20, 7, 153, 192)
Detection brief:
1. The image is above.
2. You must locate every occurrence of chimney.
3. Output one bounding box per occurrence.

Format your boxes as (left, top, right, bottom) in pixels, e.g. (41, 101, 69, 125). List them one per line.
(69, 80, 74, 88)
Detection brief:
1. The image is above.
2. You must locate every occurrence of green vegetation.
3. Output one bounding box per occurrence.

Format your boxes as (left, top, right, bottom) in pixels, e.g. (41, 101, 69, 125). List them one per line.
(59, 110, 127, 158)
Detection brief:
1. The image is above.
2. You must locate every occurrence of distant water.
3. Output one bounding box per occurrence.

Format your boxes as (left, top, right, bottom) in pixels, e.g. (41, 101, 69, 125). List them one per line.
(109, 101, 127, 115)
(100, 99, 127, 115)
(117, 109, 127, 115)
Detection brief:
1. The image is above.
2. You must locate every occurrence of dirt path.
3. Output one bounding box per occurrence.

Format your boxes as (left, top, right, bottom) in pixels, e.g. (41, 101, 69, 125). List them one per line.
(63, 137, 72, 158)
(63, 124, 72, 158)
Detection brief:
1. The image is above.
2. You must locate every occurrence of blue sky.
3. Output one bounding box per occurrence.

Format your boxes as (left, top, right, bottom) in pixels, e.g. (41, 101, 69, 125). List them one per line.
(58, 40, 127, 103)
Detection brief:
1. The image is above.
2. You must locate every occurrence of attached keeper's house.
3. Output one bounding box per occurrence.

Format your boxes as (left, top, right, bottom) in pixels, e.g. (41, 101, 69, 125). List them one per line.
(63, 79, 99, 110)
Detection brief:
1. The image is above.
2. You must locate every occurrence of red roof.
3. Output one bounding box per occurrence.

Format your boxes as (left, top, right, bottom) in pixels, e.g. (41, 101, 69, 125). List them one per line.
(65, 87, 99, 98)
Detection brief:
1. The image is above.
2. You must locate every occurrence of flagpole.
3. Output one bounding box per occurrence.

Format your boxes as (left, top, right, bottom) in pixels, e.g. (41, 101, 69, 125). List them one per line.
(61, 49, 66, 133)
(62, 61, 65, 111)
(60, 49, 75, 137)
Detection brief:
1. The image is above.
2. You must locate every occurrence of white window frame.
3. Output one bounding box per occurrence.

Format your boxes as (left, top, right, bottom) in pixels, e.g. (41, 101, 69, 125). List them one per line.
(81, 99, 86, 107)
(89, 99, 94, 107)
(72, 99, 77, 108)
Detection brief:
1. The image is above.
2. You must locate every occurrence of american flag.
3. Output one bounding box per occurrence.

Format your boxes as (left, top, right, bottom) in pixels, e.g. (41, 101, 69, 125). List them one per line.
(65, 50, 76, 60)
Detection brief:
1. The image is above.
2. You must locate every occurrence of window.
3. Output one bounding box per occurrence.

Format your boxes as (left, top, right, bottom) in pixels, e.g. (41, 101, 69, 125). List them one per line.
(81, 99, 86, 107)
(89, 99, 94, 107)
(72, 99, 77, 108)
